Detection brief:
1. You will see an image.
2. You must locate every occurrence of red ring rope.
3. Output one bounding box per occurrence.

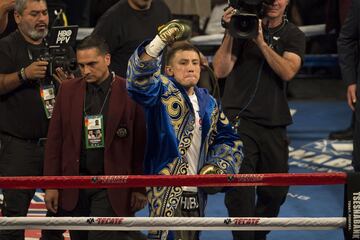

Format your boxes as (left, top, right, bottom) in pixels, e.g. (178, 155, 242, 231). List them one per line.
(0, 173, 347, 189)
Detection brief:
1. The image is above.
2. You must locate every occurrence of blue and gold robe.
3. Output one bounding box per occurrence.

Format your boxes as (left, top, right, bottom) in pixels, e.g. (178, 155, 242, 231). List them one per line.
(127, 43, 243, 240)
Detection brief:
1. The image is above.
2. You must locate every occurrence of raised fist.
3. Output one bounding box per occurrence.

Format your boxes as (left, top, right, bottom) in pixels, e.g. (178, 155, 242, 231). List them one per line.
(157, 19, 192, 45)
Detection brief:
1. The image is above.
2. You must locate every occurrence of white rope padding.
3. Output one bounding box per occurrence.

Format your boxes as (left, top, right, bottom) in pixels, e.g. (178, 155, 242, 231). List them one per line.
(0, 217, 346, 231)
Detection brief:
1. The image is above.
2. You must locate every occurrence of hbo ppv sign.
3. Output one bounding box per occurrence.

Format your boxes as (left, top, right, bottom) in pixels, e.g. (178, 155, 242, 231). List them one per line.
(56, 30, 73, 44)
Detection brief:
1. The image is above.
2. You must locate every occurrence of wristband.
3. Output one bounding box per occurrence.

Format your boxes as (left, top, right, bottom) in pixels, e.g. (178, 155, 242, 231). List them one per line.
(21, 67, 27, 81)
(18, 68, 27, 84)
(145, 35, 166, 58)
(221, 18, 229, 29)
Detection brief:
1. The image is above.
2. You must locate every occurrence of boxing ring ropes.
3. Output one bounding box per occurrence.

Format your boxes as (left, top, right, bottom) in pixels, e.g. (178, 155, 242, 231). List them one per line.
(0, 172, 357, 239)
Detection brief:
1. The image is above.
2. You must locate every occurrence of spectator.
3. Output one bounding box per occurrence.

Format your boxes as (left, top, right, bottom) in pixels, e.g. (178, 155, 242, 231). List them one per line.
(63, 0, 91, 27)
(163, 0, 212, 33)
(339, 0, 352, 24)
(0, 9, 16, 39)
(89, 0, 119, 27)
(337, 0, 360, 171)
(212, 0, 306, 239)
(92, 0, 171, 78)
(0, 0, 15, 34)
(327, 0, 354, 141)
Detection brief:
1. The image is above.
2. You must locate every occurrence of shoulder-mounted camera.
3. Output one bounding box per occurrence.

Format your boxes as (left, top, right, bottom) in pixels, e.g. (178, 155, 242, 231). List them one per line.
(227, 0, 275, 39)
(30, 25, 78, 78)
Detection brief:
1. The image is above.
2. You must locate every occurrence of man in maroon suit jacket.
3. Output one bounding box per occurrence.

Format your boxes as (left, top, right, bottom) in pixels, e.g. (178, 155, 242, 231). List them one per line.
(43, 35, 147, 240)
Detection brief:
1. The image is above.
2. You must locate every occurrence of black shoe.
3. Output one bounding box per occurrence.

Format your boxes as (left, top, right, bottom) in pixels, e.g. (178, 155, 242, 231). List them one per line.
(328, 127, 353, 140)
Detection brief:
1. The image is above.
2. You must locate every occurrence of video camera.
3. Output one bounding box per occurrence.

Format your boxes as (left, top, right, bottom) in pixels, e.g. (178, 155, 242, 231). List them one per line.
(227, 0, 275, 39)
(31, 25, 78, 78)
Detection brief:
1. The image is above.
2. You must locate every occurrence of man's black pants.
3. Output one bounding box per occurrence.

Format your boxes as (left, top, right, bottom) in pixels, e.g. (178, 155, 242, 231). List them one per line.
(225, 118, 289, 240)
(67, 189, 143, 240)
(353, 111, 360, 172)
(0, 134, 45, 240)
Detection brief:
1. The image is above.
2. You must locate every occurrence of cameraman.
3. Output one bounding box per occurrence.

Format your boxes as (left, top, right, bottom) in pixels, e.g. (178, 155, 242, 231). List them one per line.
(0, 0, 71, 239)
(212, 1, 305, 240)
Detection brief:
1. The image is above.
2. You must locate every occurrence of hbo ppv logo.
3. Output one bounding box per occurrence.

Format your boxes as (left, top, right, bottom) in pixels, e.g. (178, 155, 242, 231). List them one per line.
(56, 30, 73, 44)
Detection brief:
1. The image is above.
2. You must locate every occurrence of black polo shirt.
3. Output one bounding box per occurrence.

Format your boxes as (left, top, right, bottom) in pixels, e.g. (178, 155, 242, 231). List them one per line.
(92, 0, 171, 77)
(0, 30, 53, 139)
(80, 73, 112, 175)
(222, 22, 306, 127)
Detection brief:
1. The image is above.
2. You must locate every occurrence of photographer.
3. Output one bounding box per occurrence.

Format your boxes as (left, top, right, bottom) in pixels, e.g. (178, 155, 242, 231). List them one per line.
(212, 0, 305, 240)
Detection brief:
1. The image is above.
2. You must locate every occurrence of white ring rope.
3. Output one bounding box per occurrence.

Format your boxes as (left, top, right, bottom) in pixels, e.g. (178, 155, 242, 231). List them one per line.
(0, 217, 346, 231)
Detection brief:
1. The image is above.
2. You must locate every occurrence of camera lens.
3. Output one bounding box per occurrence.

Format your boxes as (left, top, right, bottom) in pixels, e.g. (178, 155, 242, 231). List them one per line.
(229, 14, 259, 39)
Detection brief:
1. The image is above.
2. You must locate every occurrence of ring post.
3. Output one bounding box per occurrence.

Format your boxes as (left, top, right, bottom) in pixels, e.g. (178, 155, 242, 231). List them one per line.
(344, 172, 360, 240)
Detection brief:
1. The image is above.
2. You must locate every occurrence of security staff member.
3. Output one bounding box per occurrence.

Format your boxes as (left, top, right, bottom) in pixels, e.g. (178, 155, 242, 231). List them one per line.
(44, 35, 147, 240)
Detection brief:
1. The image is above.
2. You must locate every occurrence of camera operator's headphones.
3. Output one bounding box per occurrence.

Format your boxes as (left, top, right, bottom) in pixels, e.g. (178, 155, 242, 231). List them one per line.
(263, 0, 290, 45)
(263, 16, 288, 50)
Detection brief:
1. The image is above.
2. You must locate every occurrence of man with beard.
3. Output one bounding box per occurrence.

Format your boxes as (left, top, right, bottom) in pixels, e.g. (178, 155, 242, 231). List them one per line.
(0, 0, 55, 239)
(92, 0, 171, 77)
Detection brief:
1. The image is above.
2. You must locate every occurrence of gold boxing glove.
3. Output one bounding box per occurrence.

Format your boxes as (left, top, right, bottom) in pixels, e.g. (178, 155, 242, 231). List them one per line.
(199, 164, 225, 175)
(199, 164, 224, 195)
(157, 19, 192, 45)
